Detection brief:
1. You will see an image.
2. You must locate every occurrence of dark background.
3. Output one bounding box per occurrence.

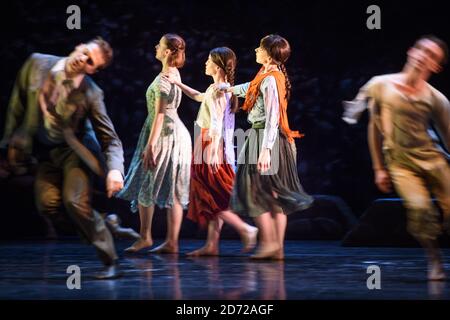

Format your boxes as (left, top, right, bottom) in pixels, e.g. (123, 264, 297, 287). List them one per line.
(0, 0, 449, 239)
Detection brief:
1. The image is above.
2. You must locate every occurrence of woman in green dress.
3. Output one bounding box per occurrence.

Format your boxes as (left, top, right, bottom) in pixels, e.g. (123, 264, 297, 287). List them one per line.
(117, 34, 192, 254)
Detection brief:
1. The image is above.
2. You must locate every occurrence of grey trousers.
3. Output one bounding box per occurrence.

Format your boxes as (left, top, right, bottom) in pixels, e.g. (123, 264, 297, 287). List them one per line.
(34, 147, 118, 265)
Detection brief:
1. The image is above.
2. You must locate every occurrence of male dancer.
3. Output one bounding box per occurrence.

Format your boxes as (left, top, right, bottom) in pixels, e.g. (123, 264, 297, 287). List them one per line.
(343, 35, 450, 280)
(1, 38, 125, 279)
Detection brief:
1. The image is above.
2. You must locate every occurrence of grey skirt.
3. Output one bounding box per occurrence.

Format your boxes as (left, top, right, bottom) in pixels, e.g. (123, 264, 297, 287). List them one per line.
(230, 122, 313, 217)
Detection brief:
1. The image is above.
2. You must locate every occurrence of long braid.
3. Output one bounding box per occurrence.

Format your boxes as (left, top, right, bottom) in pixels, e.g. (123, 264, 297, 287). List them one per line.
(279, 63, 291, 102)
(210, 47, 239, 112)
(225, 65, 239, 113)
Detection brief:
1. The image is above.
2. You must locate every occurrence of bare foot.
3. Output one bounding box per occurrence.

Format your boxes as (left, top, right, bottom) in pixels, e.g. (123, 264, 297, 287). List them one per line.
(241, 226, 258, 253)
(186, 245, 219, 257)
(250, 243, 280, 260)
(428, 261, 446, 281)
(149, 241, 179, 254)
(271, 248, 284, 261)
(124, 238, 153, 253)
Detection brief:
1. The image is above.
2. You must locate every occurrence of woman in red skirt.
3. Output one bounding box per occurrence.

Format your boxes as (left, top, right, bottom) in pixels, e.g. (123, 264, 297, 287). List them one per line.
(165, 47, 258, 256)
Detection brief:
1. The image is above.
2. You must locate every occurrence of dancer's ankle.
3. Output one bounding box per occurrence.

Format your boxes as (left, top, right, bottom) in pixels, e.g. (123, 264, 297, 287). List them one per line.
(240, 224, 255, 237)
(141, 235, 152, 242)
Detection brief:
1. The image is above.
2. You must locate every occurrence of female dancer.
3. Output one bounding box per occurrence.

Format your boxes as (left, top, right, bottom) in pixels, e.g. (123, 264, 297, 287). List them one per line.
(117, 34, 192, 254)
(220, 35, 313, 260)
(165, 47, 258, 256)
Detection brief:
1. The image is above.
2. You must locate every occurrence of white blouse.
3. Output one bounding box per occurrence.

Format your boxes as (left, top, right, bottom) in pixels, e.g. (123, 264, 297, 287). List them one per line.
(233, 75, 280, 150)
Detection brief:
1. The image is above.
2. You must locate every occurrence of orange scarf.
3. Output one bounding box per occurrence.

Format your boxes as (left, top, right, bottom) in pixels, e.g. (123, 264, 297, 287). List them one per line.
(241, 67, 304, 143)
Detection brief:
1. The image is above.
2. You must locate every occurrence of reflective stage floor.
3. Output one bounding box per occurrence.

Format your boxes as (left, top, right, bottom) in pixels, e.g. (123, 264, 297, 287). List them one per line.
(1, 240, 449, 300)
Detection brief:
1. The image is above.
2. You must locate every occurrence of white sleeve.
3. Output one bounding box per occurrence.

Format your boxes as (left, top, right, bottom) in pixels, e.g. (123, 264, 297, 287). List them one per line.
(342, 76, 381, 124)
(261, 76, 280, 150)
(209, 92, 228, 138)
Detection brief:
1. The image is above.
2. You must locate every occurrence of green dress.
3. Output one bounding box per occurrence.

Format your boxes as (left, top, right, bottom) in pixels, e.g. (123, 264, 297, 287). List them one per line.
(117, 70, 192, 211)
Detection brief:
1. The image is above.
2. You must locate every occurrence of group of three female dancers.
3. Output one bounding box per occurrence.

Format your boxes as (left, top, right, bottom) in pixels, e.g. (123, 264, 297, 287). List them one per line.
(116, 33, 313, 260)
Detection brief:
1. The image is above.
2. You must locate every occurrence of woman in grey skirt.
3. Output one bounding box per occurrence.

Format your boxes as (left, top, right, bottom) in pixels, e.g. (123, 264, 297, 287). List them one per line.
(219, 34, 313, 260)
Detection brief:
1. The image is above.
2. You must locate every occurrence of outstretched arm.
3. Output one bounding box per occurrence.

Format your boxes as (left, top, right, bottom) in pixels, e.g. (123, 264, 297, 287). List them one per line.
(175, 82, 204, 102)
(213, 82, 250, 100)
(231, 82, 250, 98)
(162, 74, 203, 102)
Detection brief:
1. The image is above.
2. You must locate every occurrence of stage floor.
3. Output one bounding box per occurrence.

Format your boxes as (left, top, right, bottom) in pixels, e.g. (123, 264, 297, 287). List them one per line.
(0, 240, 449, 300)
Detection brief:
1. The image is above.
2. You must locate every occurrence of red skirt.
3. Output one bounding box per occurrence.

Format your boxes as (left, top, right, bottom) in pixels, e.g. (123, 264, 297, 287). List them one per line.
(187, 128, 235, 228)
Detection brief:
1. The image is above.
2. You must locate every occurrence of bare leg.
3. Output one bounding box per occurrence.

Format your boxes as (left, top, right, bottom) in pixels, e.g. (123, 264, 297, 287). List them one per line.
(149, 195, 183, 254)
(251, 212, 280, 259)
(259, 261, 286, 299)
(125, 204, 154, 253)
(186, 218, 223, 256)
(273, 212, 286, 260)
(418, 238, 446, 281)
(220, 210, 258, 253)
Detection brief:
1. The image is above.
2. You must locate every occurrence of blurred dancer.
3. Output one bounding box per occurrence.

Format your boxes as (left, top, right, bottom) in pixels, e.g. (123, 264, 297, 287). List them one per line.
(343, 35, 450, 280)
(1, 38, 125, 279)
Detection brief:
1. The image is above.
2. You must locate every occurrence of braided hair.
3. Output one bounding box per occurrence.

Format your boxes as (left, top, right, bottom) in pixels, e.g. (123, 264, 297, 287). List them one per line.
(260, 34, 292, 101)
(210, 47, 239, 112)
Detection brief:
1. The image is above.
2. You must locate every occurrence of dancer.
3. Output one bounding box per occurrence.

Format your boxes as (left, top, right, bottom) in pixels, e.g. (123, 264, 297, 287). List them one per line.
(1, 38, 125, 279)
(220, 35, 313, 260)
(117, 34, 192, 254)
(164, 47, 258, 256)
(343, 35, 450, 280)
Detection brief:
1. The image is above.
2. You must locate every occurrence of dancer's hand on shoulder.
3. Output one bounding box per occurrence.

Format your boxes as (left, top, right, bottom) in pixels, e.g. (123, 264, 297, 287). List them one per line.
(374, 169, 392, 193)
(162, 73, 179, 85)
(213, 83, 230, 95)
